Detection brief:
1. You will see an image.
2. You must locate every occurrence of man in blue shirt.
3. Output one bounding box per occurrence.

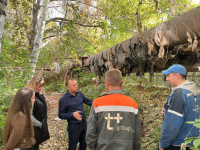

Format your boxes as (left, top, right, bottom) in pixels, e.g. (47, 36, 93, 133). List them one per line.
(59, 78, 92, 150)
(159, 64, 200, 150)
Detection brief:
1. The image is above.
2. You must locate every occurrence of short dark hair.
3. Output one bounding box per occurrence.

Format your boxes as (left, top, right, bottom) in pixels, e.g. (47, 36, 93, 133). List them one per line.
(65, 78, 76, 87)
(180, 74, 187, 79)
(172, 73, 187, 79)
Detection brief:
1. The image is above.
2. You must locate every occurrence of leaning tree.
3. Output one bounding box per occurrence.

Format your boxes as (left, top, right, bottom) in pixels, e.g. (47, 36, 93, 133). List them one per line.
(83, 6, 200, 78)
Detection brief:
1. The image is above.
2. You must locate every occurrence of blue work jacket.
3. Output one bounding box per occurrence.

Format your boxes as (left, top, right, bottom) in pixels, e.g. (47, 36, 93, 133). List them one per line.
(58, 90, 92, 124)
(159, 89, 200, 149)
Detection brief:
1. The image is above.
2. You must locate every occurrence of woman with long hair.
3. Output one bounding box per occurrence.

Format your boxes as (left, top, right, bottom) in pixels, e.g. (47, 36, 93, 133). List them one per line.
(3, 87, 36, 150)
(23, 76, 50, 150)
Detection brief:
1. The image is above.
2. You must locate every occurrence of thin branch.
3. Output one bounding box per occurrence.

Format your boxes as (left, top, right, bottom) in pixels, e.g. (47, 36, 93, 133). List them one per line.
(43, 30, 68, 41)
(48, 5, 62, 8)
(43, 35, 58, 41)
(46, 17, 102, 28)
(43, 31, 98, 51)
(76, 0, 103, 11)
(49, 0, 103, 11)
(71, 35, 98, 50)
(78, 23, 102, 28)
(46, 17, 66, 24)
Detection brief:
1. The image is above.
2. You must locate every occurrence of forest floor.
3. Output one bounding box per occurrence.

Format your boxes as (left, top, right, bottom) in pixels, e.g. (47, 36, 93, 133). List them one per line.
(39, 92, 68, 150)
(0, 86, 170, 150)
(40, 85, 170, 150)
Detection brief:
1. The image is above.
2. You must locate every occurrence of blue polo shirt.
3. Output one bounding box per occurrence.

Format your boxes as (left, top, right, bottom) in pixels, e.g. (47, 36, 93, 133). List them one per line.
(58, 90, 92, 124)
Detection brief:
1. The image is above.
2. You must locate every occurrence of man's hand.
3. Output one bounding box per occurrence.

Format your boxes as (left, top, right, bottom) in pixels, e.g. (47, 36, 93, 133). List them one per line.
(159, 145, 164, 150)
(73, 111, 82, 121)
(161, 107, 164, 114)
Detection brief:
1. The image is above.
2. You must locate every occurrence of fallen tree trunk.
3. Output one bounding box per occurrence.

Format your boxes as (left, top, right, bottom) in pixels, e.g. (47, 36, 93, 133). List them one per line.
(83, 6, 200, 77)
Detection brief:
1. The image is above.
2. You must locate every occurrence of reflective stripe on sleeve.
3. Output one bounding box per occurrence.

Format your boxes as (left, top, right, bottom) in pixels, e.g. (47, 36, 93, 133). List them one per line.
(186, 93, 193, 97)
(95, 105, 138, 114)
(168, 109, 183, 117)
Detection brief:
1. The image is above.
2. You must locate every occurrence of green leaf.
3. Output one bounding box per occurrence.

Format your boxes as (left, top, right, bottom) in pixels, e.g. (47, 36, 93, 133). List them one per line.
(186, 121, 196, 124)
(193, 123, 200, 128)
(185, 137, 194, 145)
(193, 138, 200, 148)
(195, 119, 200, 123)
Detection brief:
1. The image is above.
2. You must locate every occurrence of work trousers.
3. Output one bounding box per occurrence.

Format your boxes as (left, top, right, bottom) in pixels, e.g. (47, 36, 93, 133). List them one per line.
(67, 121, 87, 150)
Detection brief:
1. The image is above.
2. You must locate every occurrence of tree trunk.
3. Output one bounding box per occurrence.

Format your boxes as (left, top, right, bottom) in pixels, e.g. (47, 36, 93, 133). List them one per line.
(0, 0, 7, 56)
(29, 0, 49, 74)
(83, 6, 200, 75)
(28, 0, 41, 54)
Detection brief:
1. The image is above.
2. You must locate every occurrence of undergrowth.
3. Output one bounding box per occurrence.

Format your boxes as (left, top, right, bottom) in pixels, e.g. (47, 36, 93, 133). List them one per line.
(1, 70, 200, 149)
(0, 69, 29, 146)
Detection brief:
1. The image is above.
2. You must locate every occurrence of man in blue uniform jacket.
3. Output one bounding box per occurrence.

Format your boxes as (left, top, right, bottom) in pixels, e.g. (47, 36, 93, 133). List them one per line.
(159, 64, 200, 150)
(59, 78, 92, 150)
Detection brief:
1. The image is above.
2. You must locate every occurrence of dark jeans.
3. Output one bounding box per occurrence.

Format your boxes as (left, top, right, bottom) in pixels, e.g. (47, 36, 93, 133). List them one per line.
(67, 121, 87, 150)
(21, 144, 39, 150)
(159, 145, 191, 150)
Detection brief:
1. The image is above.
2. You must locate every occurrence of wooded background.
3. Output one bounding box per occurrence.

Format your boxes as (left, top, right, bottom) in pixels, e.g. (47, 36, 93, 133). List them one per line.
(0, 0, 200, 148)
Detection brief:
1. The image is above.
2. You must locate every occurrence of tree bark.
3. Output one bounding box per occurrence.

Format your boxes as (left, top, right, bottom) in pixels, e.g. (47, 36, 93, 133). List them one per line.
(30, 0, 49, 73)
(0, 0, 7, 56)
(28, 0, 41, 54)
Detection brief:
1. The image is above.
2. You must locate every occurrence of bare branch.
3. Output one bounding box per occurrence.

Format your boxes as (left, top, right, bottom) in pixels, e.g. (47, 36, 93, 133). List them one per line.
(46, 17, 102, 28)
(71, 35, 98, 50)
(77, 23, 102, 28)
(43, 35, 58, 41)
(76, 0, 103, 11)
(43, 29, 98, 50)
(49, 0, 103, 11)
(46, 17, 67, 24)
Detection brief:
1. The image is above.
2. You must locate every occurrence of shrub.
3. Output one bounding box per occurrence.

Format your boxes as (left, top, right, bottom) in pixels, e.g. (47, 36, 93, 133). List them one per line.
(0, 92, 14, 146)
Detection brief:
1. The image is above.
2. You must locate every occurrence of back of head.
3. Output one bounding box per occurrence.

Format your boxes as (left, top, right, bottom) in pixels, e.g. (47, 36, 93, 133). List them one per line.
(3, 87, 34, 144)
(105, 69, 122, 87)
(27, 76, 44, 91)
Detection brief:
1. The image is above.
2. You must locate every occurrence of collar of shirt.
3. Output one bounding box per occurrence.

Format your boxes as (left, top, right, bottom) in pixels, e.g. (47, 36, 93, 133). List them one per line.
(66, 90, 79, 97)
(107, 89, 123, 94)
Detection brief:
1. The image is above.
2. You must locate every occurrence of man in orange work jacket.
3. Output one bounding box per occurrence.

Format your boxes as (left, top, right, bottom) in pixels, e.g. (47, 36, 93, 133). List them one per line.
(86, 69, 141, 150)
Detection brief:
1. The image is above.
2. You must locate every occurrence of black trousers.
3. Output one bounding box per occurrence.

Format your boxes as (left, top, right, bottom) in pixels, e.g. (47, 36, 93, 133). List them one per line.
(67, 121, 87, 150)
(159, 145, 191, 150)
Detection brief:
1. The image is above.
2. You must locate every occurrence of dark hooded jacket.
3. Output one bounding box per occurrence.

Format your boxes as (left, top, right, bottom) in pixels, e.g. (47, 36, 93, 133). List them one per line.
(32, 92, 50, 145)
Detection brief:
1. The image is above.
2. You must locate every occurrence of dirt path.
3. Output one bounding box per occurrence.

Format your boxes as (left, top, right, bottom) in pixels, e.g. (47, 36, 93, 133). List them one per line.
(40, 93, 68, 150)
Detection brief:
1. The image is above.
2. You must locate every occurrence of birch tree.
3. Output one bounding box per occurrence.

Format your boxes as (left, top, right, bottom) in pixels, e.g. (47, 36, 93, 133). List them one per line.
(30, 0, 49, 73)
(0, 0, 7, 56)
